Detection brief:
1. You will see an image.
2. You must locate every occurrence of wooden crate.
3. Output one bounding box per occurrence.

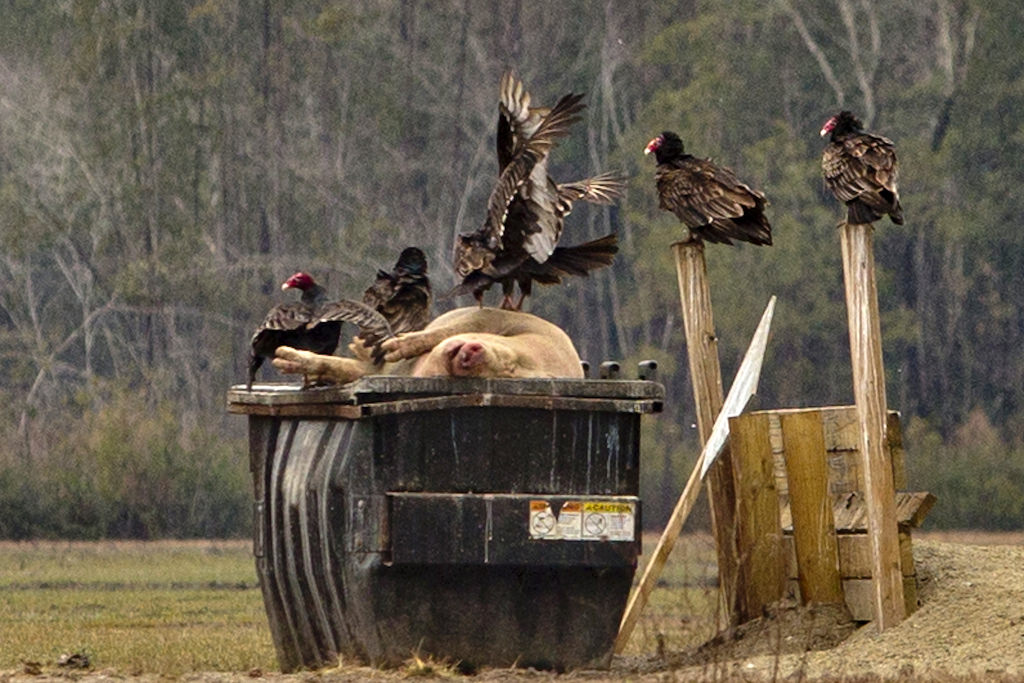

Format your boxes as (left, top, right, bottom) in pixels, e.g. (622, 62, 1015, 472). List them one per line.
(729, 407, 935, 622)
(762, 406, 907, 497)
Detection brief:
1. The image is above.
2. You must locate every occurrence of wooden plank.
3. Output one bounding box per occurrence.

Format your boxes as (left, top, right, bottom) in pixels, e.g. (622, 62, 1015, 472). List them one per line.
(672, 239, 739, 626)
(781, 491, 936, 532)
(785, 577, 917, 621)
(782, 532, 915, 580)
(730, 412, 785, 621)
(835, 533, 916, 579)
(901, 492, 937, 528)
(840, 577, 919, 621)
(758, 407, 905, 498)
(887, 411, 907, 489)
(779, 410, 844, 605)
(841, 222, 905, 630)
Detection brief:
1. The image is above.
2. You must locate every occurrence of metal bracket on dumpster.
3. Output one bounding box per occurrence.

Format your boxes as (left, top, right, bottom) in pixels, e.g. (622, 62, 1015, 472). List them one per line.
(386, 492, 641, 567)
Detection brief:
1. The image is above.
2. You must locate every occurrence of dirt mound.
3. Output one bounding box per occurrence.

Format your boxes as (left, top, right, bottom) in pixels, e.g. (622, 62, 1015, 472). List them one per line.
(613, 538, 1024, 681)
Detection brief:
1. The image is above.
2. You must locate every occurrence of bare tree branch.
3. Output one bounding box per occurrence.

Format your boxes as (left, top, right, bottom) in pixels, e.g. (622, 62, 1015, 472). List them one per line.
(778, 0, 845, 106)
(838, 0, 877, 123)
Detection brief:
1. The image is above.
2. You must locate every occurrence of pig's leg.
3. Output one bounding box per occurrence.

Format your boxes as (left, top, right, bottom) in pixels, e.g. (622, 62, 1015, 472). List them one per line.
(273, 346, 372, 385)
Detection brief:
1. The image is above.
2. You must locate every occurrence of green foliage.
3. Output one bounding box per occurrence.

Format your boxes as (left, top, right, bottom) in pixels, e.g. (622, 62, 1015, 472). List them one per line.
(1, 386, 250, 539)
(0, 1, 1022, 536)
(908, 411, 1024, 530)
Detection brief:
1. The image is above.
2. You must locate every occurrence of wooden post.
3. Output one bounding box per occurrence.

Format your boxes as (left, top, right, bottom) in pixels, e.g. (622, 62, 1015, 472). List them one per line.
(672, 238, 739, 625)
(780, 410, 844, 605)
(729, 412, 784, 621)
(840, 222, 905, 630)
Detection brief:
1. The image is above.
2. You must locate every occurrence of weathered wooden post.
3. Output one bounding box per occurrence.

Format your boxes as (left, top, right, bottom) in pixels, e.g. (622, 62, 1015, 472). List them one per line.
(671, 237, 739, 625)
(840, 221, 905, 630)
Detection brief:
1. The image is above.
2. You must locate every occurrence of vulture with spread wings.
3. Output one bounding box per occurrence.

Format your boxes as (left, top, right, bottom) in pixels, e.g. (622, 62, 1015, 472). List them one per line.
(820, 111, 903, 226)
(248, 272, 392, 388)
(452, 72, 622, 310)
(644, 131, 772, 246)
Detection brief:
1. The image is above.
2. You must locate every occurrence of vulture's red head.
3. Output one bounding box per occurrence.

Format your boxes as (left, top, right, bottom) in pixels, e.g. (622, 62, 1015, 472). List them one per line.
(644, 131, 684, 163)
(282, 272, 317, 291)
(820, 111, 863, 138)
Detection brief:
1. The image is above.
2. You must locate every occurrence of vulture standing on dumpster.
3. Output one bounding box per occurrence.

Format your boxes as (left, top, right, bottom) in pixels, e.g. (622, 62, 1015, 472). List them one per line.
(248, 272, 391, 388)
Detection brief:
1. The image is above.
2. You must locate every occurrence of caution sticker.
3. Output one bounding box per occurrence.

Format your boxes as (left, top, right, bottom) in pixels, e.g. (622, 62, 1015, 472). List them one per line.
(529, 499, 635, 541)
(582, 501, 635, 541)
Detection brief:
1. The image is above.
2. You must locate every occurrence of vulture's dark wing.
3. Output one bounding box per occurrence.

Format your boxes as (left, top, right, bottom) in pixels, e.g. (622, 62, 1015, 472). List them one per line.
(495, 71, 527, 171)
(517, 232, 619, 282)
(317, 299, 395, 362)
(557, 171, 627, 212)
(822, 133, 902, 224)
(251, 301, 314, 340)
(498, 71, 541, 157)
(362, 269, 394, 311)
(482, 89, 584, 253)
(249, 300, 335, 389)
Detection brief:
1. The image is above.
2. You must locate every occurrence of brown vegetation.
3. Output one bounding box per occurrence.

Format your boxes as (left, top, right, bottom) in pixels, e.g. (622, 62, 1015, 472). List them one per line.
(2, 534, 1023, 682)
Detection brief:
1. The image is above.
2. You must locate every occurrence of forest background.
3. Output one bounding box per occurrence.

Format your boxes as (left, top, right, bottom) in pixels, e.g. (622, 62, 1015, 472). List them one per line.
(0, 0, 1020, 539)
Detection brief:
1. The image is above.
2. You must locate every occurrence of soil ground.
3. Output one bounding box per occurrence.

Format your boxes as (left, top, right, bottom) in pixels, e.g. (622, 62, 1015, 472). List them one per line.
(3, 532, 1023, 682)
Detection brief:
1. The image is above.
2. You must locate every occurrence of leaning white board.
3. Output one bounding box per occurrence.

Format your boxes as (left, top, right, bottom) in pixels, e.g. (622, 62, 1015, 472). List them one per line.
(699, 294, 776, 478)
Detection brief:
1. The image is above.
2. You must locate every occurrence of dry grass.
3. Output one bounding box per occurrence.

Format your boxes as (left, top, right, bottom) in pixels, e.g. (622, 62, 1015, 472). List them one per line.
(0, 540, 275, 676)
(3, 533, 1022, 681)
(0, 536, 724, 677)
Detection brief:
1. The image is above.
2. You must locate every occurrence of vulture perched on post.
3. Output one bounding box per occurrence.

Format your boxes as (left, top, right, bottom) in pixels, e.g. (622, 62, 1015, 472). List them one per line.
(452, 72, 622, 310)
(644, 131, 772, 246)
(248, 272, 392, 389)
(820, 111, 903, 226)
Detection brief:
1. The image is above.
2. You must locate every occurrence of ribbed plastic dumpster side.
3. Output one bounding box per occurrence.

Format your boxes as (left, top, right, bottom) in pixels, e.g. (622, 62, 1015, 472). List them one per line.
(229, 377, 663, 671)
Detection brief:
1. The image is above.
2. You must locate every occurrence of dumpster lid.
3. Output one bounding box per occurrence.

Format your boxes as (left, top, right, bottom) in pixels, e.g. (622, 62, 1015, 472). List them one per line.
(228, 376, 664, 418)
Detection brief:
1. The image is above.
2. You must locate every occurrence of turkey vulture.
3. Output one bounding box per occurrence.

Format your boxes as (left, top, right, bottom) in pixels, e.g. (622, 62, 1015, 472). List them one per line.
(453, 72, 623, 309)
(820, 111, 903, 225)
(247, 272, 392, 389)
(362, 247, 432, 335)
(644, 131, 772, 246)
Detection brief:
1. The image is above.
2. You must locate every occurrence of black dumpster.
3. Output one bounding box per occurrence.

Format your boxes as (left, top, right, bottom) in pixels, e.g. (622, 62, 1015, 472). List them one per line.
(227, 376, 663, 672)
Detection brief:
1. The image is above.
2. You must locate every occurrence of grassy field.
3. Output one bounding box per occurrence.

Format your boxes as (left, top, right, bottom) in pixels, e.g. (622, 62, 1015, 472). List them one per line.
(5, 531, 1007, 677)
(0, 534, 725, 677)
(0, 540, 276, 676)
